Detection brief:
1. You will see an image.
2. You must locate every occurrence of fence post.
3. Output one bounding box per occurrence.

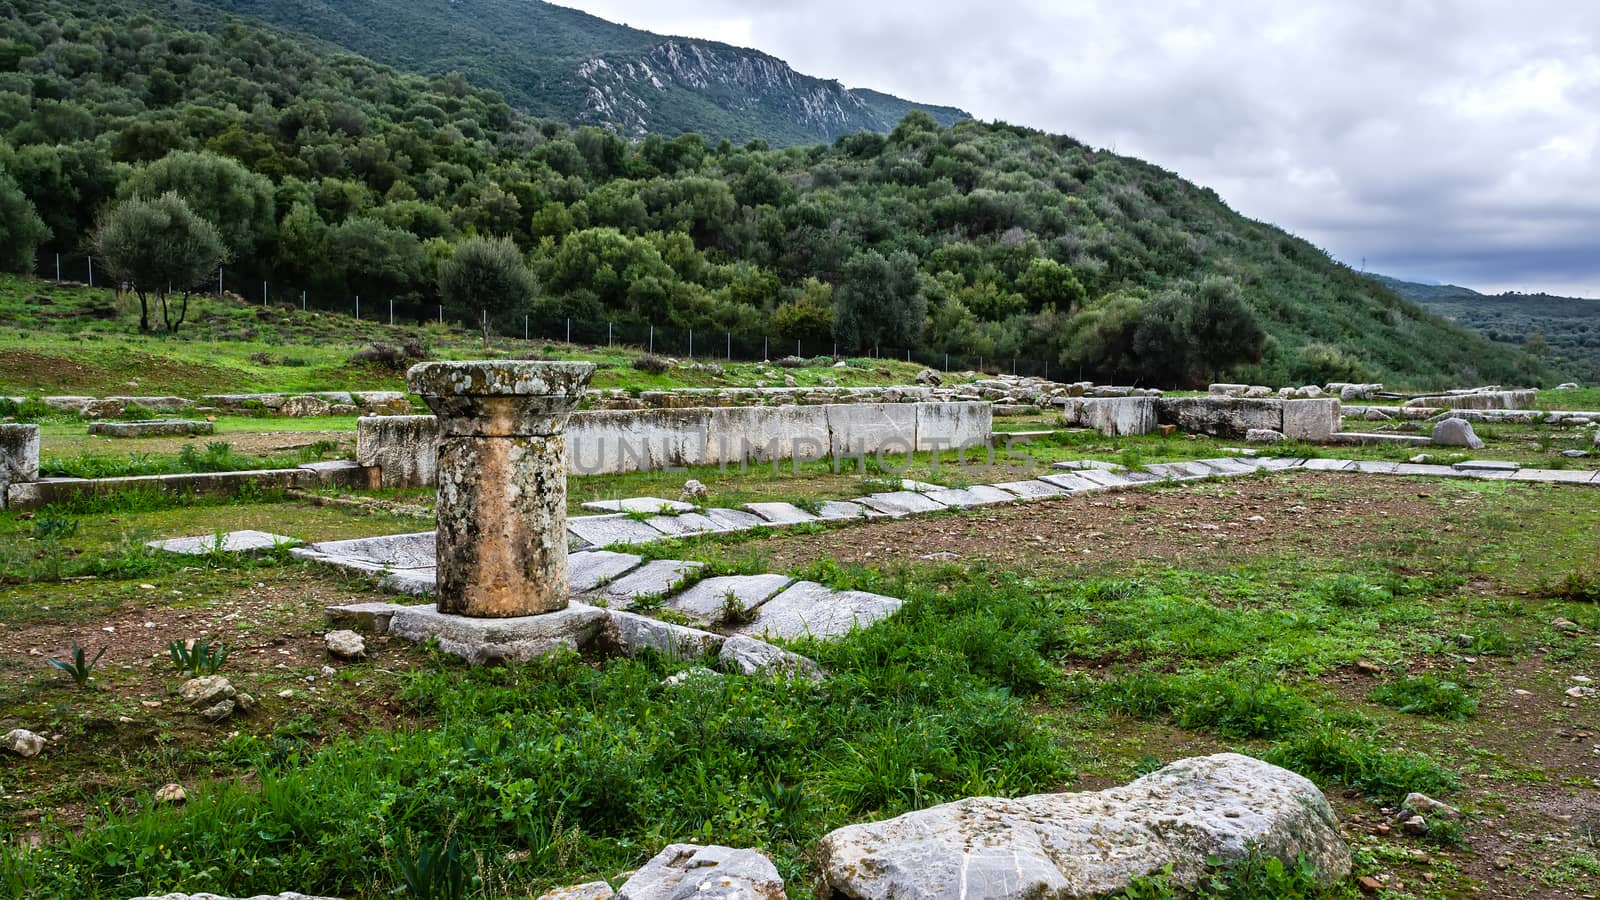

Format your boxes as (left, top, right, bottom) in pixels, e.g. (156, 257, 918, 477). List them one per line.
(524, 315, 528, 342)
(55, 254, 60, 284)
(689, 328, 693, 358)
(1012, 357, 1016, 375)
(262, 281, 267, 306)
(356, 295, 360, 320)
(945, 353, 949, 371)
(301, 290, 306, 311)
(438, 304, 443, 323)
(906, 348, 911, 362)
(833, 342, 837, 358)
(763, 336, 767, 360)
(1044, 360, 1049, 381)
(726, 332, 730, 361)
(566, 318, 571, 344)
(217, 267, 222, 295)
(88, 256, 93, 287)
(389, 298, 394, 325)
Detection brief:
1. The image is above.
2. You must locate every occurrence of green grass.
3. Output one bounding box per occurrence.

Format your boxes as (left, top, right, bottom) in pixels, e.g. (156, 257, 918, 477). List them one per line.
(1368, 673, 1479, 721)
(0, 276, 952, 398)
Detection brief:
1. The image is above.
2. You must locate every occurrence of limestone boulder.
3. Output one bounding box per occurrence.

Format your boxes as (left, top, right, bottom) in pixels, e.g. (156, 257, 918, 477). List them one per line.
(1431, 417, 1485, 449)
(617, 844, 785, 900)
(817, 753, 1350, 900)
(1245, 428, 1285, 444)
(3, 728, 45, 758)
(324, 629, 367, 660)
(280, 395, 334, 417)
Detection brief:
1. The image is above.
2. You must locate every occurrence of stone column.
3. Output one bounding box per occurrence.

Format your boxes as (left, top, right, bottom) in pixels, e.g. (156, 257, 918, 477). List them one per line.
(407, 361, 594, 617)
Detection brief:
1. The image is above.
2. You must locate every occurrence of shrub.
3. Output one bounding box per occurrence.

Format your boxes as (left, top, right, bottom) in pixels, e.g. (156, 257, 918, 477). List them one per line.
(349, 339, 429, 371)
(773, 355, 808, 368)
(1537, 568, 1600, 603)
(632, 354, 672, 375)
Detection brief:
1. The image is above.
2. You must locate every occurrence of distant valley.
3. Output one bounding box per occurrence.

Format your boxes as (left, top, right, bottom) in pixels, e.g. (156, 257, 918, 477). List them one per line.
(1376, 275, 1599, 383)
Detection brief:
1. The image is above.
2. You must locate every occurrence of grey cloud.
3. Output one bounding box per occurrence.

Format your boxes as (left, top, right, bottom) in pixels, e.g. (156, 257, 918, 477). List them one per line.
(562, 0, 1600, 296)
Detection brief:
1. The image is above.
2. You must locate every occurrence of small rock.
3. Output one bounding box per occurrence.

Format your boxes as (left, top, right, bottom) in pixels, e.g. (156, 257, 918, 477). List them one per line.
(3, 728, 46, 758)
(1358, 875, 1383, 892)
(320, 665, 337, 677)
(1401, 815, 1429, 835)
(178, 675, 236, 708)
(235, 692, 256, 712)
(915, 368, 943, 386)
(1566, 685, 1597, 699)
(1355, 660, 1382, 675)
(155, 783, 187, 804)
(277, 689, 295, 699)
(1157, 424, 1178, 436)
(616, 843, 785, 900)
(200, 699, 237, 721)
(1493, 855, 1512, 870)
(324, 629, 367, 660)
(1553, 618, 1584, 634)
(1245, 428, 1286, 444)
(1409, 453, 1433, 463)
(1403, 793, 1460, 820)
(680, 479, 710, 503)
(1431, 417, 1484, 449)
(539, 882, 616, 900)
(1561, 450, 1590, 458)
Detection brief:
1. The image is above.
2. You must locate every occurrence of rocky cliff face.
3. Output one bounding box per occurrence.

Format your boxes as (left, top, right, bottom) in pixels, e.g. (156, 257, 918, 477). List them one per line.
(571, 40, 962, 140)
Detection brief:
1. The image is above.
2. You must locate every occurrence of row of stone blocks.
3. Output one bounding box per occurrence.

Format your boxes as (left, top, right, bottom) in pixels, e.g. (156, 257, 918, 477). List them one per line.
(357, 401, 993, 488)
(1061, 396, 1341, 441)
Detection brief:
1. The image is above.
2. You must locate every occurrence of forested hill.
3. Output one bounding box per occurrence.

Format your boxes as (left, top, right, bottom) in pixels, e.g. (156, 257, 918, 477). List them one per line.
(180, 0, 971, 146)
(1377, 275, 1599, 383)
(0, 0, 1546, 389)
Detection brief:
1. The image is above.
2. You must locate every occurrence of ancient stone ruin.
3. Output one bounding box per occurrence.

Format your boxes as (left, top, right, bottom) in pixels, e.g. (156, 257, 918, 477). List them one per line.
(407, 360, 594, 617)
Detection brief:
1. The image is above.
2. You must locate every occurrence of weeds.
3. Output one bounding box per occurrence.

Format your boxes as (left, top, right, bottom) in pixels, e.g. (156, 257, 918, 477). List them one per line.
(1369, 672, 1478, 720)
(1263, 724, 1460, 802)
(47, 641, 106, 689)
(1537, 567, 1600, 603)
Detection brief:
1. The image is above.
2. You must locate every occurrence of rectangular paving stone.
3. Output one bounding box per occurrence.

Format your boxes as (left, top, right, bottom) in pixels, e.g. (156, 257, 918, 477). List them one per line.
(1300, 458, 1358, 472)
(292, 531, 436, 574)
(1252, 457, 1308, 471)
(1194, 458, 1260, 475)
(922, 485, 1015, 508)
(990, 479, 1072, 499)
(581, 497, 696, 514)
(857, 491, 949, 516)
(644, 512, 724, 537)
(1511, 469, 1600, 484)
(742, 502, 818, 525)
(1072, 469, 1145, 488)
(1036, 472, 1103, 492)
(1390, 463, 1462, 477)
(567, 514, 670, 548)
(734, 580, 904, 642)
(590, 559, 705, 609)
(1051, 460, 1125, 472)
(568, 550, 644, 593)
(816, 499, 882, 520)
(148, 530, 298, 555)
(669, 574, 796, 626)
(1349, 460, 1400, 474)
(704, 507, 769, 531)
(1451, 460, 1521, 472)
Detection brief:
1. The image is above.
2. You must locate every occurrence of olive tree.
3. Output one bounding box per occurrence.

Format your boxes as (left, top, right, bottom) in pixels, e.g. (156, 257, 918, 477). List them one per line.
(439, 235, 536, 324)
(0, 170, 49, 273)
(91, 192, 227, 333)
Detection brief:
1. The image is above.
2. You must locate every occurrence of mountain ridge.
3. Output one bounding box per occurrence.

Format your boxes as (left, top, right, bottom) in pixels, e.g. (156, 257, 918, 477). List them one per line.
(184, 0, 971, 145)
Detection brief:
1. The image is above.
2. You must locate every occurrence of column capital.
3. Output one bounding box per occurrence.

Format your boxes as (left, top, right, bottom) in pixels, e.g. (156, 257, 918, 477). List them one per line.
(408, 361, 594, 436)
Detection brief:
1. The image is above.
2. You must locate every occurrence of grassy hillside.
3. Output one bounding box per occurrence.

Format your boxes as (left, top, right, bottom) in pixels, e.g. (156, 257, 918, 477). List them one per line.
(0, 0, 1545, 391)
(0, 275, 941, 397)
(1377, 275, 1597, 384)
(179, 0, 971, 145)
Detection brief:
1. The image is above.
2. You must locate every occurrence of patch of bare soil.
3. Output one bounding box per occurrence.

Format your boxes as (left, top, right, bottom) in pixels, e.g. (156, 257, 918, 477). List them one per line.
(757, 473, 1452, 573)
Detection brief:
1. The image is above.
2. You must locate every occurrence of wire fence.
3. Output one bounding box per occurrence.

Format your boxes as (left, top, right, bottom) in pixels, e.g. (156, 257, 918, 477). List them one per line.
(34, 252, 1065, 379)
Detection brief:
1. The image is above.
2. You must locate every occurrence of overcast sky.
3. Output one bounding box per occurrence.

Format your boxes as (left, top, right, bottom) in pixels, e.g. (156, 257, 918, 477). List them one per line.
(560, 0, 1600, 298)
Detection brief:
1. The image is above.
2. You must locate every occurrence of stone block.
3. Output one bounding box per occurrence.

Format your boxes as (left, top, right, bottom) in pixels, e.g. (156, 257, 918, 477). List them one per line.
(1157, 398, 1283, 437)
(568, 514, 671, 548)
(706, 405, 831, 467)
(87, 419, 213, 437)
(1281, 399, 1340, 441)
(387, 604, 610, 665)
(742, 502, 818, 524)
(736, 581, 904, 641)
(1063, 397, 1157, 436)
(568, 550, 645, 593)
(856, 491, 949, 516)
(567, 408, 710, 475)
(670, 574, 795, 626)
(356, 415, 438, 488)
(588, 559, 704, 609)
(825, 403, 918, 458)
(0, 423, 39, 510)
(914, 401, 992, 451)
(147, 530, 298, 555)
